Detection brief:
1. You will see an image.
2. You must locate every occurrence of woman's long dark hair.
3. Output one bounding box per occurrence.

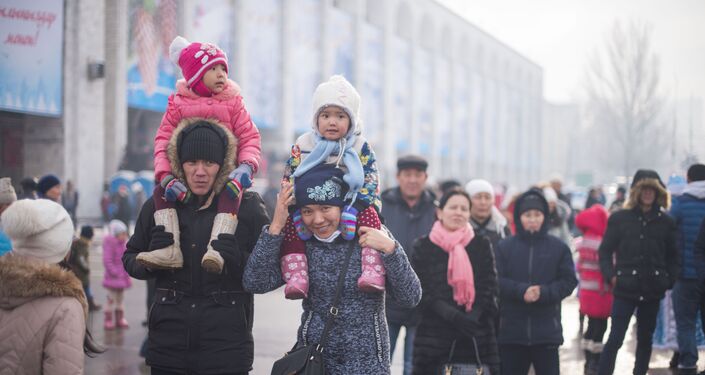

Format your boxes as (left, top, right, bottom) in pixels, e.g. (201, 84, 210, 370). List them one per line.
(84, 328, 105, 357)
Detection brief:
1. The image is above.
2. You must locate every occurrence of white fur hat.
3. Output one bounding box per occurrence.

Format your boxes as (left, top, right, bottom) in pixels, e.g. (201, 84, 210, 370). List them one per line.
(465, 179, 494, 198)
(311, 75, 362, 136)
(1, 199, 74, 264)
(109, 219, 128, 237)
(0, 177, 17, 205)
(543, 187, 558, 203)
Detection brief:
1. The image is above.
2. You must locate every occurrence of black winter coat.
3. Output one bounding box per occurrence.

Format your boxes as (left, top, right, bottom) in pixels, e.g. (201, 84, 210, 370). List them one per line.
(496, 189, 577, 346)
(122, 191, 270, 374)
(381, 187, 437, 326)
(598, 206, 677, 302)
(411, 235, 500, 374)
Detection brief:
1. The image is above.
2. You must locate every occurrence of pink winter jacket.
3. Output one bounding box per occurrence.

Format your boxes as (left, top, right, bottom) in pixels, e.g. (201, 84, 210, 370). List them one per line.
(154, 79, 262, 182)
(102, 235, 132, 290)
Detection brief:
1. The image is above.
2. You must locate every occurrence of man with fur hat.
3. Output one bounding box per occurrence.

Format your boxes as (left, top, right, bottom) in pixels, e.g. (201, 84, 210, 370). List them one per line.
(0, 199, 102, 372)
(0, 177, 17, 256)
(122, 118, 269, 374)
(598, 169, 678, 375)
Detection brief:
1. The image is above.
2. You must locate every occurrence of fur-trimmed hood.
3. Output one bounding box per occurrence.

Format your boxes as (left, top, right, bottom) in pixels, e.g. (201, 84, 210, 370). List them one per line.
(167, 118, 238, 195)
(625, 178, 671, 210)
(0, 254, 88, 318)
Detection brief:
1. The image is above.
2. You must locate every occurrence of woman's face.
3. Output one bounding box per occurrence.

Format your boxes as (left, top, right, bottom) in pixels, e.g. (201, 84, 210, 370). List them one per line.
(438, 194, 471, 231)
(470, 192, 493, 221)
(300, 204, 342, 238)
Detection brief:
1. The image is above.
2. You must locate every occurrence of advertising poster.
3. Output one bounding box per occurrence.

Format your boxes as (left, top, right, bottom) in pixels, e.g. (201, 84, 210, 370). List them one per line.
(127, 0, 178, 112)
(186, 0, 232, 56)
(0, 0, 63, 116)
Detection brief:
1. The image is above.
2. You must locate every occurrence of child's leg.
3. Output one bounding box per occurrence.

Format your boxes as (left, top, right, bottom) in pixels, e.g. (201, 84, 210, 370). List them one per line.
(104, 289, 116, 330)
(280, 215, 309, 300)
(202, 190, 242, 274)
(136, 185, 183, 269)
(114, 289, 129, 328)
(357, 207, 386, 293)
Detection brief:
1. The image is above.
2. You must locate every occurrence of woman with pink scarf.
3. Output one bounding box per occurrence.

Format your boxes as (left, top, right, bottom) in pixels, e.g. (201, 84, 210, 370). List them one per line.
(410, 188, 500, 374)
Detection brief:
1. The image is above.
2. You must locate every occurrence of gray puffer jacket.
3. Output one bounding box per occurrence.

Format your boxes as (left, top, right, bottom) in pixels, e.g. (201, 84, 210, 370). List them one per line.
(244, 227, 422, 375)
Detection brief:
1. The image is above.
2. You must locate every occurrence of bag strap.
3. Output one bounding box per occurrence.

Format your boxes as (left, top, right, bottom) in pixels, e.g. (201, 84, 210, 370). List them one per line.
(316, 241, 356, 351)
(445, 337, 484, 369)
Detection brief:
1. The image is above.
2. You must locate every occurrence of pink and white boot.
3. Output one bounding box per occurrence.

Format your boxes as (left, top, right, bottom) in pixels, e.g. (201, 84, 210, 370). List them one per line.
(358, 247, 386, 293)
(281, 254, 309, 300)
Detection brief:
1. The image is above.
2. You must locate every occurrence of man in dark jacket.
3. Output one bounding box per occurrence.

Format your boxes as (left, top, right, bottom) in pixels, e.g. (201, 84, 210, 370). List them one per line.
(598, 169, 677, 375)
(670, 164, 705, 374)
(122, 119, 270, 375)
(496, 188, 577, 375)
(381, 155, 436, 375)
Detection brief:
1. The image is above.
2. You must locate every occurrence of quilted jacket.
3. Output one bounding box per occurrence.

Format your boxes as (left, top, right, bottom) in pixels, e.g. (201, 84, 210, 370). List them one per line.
(0, 254, 88, 374)
(153, 79, 261, 182)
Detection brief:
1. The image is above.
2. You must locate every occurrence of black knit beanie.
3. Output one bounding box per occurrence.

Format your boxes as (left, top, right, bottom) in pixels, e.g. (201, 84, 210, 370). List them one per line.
(80, 225, 94, 240)
(518, 193, 545, 216)
(177, 121, 226, 165)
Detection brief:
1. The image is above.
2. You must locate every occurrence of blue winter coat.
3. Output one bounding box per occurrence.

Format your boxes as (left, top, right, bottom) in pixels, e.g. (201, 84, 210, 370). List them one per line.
(670, 183, 705, 279)
(496, 189, 577, 346)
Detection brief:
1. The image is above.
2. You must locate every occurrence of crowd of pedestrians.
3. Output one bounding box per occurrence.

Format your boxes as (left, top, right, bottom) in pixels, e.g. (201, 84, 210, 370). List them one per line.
(1, 32, 705, 375)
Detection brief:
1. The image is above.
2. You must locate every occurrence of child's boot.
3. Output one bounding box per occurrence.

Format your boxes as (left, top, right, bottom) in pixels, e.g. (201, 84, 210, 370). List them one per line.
(104, 310, 115, 330)
(115, 308, 129, 329)
(281, 254, 309, 299)
(202, 213, 238, 273)
(136, 208, 183, 269)
(358, 247, 385, 293)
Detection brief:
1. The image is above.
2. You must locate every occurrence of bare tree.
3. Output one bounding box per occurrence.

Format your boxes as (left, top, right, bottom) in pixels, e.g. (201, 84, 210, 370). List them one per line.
(585, 21, 668, 178)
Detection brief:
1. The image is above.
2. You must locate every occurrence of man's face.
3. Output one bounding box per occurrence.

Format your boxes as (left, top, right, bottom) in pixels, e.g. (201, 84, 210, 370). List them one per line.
(45, 185, 62, 201)
(550, 181, 562, 193)
(470, 192, 493, 221)
(397, 168, 427, 200)
(182, 160, 220, 196)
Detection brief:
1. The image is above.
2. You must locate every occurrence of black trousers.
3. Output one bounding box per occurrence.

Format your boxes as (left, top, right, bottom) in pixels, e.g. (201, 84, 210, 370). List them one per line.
(584, 317, 608, 344)
(499, 344, 559, 375)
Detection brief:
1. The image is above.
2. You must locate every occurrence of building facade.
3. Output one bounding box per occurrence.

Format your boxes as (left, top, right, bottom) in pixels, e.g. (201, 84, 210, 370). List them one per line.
(0, 0, 544, 221)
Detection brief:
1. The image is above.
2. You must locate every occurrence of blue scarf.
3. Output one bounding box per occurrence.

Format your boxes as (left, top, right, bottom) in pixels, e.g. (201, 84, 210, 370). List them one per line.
(291, 135, 364, 204)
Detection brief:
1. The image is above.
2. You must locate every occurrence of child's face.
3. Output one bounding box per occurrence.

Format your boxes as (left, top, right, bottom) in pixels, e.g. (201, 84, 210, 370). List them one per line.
(317, 106, 350, 141)
(202, 64, 228, 94)
(116, 232, 129, 241)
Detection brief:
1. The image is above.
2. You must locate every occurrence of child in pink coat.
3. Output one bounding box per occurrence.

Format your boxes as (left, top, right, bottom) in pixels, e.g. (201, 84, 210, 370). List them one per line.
(137, 36, 262, 274)
(103, 220, 132, 330)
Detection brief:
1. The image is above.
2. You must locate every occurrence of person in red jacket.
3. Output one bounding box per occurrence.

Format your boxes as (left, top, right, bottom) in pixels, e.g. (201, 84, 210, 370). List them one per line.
(137, 36, 262, 275)
(575, 204, 612, 375)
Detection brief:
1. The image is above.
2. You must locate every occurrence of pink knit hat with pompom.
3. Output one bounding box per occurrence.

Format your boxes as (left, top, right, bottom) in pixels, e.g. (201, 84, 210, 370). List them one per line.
(169, 36, 228, 97)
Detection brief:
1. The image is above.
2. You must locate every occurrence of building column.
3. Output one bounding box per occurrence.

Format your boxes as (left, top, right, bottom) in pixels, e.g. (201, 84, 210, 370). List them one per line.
(63, 0, 106, 221)
(104, 0, 128, 178)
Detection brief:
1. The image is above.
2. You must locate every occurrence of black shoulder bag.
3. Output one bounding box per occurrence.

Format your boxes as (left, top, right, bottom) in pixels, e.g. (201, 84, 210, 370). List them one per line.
(271, 243, 356, 375)
(440, 337, 492, 375)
